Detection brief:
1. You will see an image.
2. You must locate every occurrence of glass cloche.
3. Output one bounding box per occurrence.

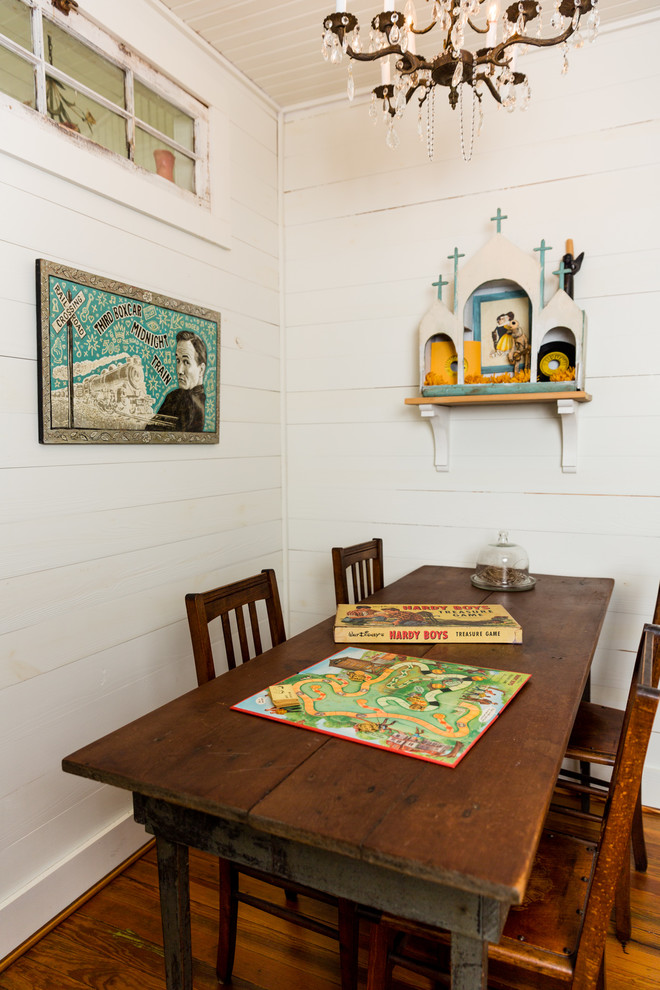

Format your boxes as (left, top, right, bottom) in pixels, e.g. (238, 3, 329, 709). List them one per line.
(471, 531, 536, 592)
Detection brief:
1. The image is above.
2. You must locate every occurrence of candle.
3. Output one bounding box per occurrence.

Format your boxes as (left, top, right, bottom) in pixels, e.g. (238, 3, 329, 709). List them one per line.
(381, 57, 391, 85)
(408, 29, 416, 54)
(486, 3, 498, 46)
(383, 1, 394, 10)
(566, 239, 574, 256)
(335, 1, 347, 11)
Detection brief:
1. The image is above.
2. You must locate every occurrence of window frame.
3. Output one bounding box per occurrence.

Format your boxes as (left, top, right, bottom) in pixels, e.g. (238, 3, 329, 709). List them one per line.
(0, 0, 229, 247)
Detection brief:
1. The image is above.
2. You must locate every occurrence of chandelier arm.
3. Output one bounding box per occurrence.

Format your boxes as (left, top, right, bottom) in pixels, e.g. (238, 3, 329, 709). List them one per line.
(404, 80, 431, 106)
(409, 21, 440, 36)
(346, 43, 409, 63)
(482, 19, 577, 66)
(476, 71, 504, 105)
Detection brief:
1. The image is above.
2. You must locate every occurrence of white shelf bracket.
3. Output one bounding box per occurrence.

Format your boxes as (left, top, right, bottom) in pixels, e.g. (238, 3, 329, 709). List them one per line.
(419, 403, 451, 472)
(557, 398, 579, 473)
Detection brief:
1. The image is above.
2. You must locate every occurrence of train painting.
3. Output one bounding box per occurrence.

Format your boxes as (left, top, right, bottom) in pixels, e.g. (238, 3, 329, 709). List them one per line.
(37, 260, 220, 444)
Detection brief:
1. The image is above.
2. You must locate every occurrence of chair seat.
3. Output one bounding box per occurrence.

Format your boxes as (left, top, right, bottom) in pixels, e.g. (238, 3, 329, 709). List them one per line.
(565, 701, 623, 765)
(498, 830, 595, 966)
(374, 828, 596, 989)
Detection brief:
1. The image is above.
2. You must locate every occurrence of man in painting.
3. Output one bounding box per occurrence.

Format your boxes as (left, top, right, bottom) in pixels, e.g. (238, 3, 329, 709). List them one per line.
(146, 330, 206, 432)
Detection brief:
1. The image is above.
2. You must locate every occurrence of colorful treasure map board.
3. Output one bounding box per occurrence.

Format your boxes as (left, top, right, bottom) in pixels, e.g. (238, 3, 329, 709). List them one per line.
(232, 647, 531, 768)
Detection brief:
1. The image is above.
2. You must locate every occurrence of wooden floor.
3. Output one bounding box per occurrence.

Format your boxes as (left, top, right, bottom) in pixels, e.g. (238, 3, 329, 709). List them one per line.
(1, 810, 659, 990)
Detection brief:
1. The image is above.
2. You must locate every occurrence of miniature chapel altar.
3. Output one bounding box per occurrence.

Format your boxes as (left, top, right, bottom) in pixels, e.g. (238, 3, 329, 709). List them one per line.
(406, 212, 591, 473)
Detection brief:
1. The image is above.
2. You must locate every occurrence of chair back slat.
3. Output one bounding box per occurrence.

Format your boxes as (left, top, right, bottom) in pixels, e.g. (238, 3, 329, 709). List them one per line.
(333, 538, 384, 606)
(186, 569, 286, 684)
(235, 606, 251, 666)
(575, 623, 660, 984)
(248, 600, 263, 656)
(220, 612, 236, 671)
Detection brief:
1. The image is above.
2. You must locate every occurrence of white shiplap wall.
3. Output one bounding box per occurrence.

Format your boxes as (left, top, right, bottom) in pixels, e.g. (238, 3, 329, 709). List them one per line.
(0, 0, 282, 958)
(283, 16, 660, 800)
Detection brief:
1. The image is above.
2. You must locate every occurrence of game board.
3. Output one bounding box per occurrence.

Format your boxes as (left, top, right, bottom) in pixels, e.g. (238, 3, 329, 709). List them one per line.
(232, 647, 530, 768)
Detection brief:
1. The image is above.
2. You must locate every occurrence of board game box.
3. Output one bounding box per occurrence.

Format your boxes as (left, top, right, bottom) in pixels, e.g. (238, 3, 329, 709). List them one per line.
(232, 647, 530, 768)
(333, 603, 522, 644)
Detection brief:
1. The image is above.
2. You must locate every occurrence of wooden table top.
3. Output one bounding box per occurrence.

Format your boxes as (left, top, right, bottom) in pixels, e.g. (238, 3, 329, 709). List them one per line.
(63, 565, 613, 908)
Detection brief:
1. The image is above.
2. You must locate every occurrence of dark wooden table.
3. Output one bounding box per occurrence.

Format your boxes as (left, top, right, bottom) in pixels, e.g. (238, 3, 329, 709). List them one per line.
(62, 566, 613, 990)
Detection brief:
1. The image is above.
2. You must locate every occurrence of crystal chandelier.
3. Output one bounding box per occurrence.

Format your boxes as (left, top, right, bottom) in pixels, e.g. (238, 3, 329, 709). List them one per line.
(321, 1, 599, 160)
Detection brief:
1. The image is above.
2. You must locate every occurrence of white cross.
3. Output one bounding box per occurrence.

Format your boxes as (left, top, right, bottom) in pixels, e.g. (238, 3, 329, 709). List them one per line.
(52, 284, 86, 338)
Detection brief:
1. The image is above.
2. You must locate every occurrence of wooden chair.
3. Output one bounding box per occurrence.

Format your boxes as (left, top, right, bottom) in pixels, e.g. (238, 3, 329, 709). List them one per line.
(554, 584, 660, 942)
(365, 622, 660, 990)
(332, 538, 384, 606)
(185, 570, 359, 990)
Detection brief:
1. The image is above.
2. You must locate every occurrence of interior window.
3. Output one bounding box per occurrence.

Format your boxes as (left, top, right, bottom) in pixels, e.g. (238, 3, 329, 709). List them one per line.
(0, 0, 204, 196)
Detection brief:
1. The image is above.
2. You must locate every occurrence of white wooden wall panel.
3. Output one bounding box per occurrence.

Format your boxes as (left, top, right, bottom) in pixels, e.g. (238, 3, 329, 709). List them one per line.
(0, 0, 283, 959)
(283, 16, 660, 816)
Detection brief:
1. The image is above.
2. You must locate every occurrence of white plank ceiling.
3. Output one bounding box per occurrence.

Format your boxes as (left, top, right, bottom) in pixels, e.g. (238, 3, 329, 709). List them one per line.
(157, 0, 658, 109)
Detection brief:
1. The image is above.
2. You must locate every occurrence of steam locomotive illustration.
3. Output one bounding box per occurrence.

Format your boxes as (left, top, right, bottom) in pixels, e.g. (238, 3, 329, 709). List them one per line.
(77, 354, 153, 418)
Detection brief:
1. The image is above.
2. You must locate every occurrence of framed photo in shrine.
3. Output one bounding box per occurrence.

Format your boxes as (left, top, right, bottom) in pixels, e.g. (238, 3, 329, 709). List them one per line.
(472, 287, 532, 376)
(36, 259, 220, 444)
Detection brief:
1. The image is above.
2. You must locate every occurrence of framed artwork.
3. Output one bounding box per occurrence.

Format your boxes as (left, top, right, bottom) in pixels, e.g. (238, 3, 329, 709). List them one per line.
(36, 260, 220, 444)
(472, 287, 532, 376)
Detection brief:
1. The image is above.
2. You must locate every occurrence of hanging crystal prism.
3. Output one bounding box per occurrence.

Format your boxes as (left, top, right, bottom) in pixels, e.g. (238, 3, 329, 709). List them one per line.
(519, 79, 531, 110)
(347, 63, 355, 101)
(369, 92, 378, 121)
(352, 26, 362, 53)
(561, 41, 569, 74)
(386, 120, 399, 149)
(586, 8, 599, 41)
(452, 60, 464, 87)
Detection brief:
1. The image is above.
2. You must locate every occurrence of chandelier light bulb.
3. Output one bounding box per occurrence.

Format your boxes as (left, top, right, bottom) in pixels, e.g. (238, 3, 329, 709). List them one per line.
(486, 3, 499, 44)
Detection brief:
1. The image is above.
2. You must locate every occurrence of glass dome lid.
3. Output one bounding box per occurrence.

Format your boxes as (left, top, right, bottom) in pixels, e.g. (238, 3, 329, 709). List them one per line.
(471, 530, 536, 592)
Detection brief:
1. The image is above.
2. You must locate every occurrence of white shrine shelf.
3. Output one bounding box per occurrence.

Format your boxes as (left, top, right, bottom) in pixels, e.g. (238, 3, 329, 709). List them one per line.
(405, 391, 592, 474)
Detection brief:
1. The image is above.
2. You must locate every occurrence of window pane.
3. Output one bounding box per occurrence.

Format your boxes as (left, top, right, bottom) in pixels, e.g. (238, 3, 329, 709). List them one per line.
(0, 45, 33, 104)
(44, 19, 124, 107)
(135, 126, 195, 193)
(47, 72, 127, 155)
(134, 78, 194, 152)
(0, 0, 32, 51)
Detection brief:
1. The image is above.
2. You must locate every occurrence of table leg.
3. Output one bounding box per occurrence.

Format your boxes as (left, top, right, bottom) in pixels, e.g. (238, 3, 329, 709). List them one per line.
(451, 933, 488, 990)
(156, 835, 192, 990)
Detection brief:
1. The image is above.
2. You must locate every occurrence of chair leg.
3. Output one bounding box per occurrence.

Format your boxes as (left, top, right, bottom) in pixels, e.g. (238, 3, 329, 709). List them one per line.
(217, 858, 239, 984)
(579, 759, 591, 813)
(631, 789, 648, 872)
(366, 920, 396, 990)
(337, 897, 360, 990)
(614, 849, 632, 946)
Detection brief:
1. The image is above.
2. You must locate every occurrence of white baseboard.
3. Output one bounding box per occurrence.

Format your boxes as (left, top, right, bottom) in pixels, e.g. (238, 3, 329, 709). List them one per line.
(0, 814, 146, 962)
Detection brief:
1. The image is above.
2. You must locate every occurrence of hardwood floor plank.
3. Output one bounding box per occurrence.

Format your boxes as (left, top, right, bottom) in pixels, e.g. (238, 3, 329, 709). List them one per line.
(1, 813, 659, 990)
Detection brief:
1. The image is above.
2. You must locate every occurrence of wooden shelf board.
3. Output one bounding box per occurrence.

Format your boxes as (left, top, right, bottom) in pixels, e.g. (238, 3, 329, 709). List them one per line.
(405, 391, 592, 407)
